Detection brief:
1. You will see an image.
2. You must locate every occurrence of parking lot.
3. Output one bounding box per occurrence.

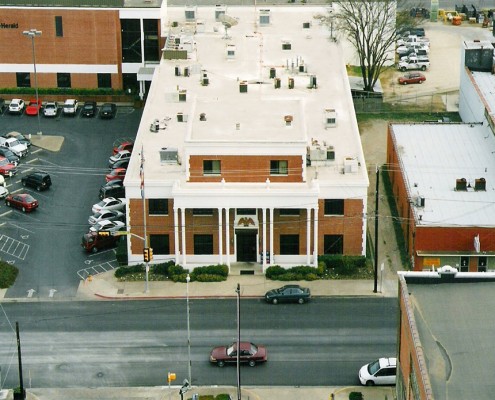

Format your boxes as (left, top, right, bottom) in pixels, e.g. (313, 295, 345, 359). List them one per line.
(0, 102, 142, 299)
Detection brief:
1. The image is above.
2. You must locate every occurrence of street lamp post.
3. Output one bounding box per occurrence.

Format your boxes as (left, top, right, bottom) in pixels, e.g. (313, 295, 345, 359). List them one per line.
(186, 274, 192, 385)
(22, 29, 42, 135)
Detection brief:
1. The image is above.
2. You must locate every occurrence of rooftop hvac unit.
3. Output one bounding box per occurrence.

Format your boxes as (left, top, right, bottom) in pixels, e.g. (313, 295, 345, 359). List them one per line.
(475, 178, 486, 191)
(416, 196, 425, 207)
(160, 148, 178, 164)
(344, 157, 358, 173)
(309, 145, 335, 161)
(325, 108, 337, 128)
(455, 178, 467, 191)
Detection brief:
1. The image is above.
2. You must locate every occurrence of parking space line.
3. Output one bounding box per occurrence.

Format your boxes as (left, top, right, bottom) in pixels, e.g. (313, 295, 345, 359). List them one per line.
(25, 158, 39, 164)
(0, 211, 12, 218)
(8, 223, 35, 234)
(77, 258, 119, 280)
(0, 235, 29, 260)
(30, 148, 42, 154)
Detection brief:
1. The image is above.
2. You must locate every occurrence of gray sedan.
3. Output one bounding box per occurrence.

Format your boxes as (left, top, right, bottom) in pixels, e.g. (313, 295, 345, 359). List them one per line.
(88, 210, 125, 225)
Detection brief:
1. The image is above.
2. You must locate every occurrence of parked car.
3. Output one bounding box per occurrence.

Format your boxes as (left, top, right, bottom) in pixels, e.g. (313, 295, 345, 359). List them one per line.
(397, 58, 429, 72)
(113, 140, 134, 155)
(264, 284, 311, 304)
(110, 159, 129, 170)
(0, 137, 29, 158)
(8, 99, 25, 114)
(359, 357, 397, 386)
(0, 148, 19, 166)
(3, 131, 31, 147)
(396, 35, 429, 48)
(5, 193, 38, 213)
(63, 99, 78, 116)
(21, 172, 52, 191)
(82, 231, 120, 253)
(99, 180, 125, 200)
(81, 101, 97, 117)
(0, 98, 5, 114)
(105, 168, 126, 183)
(210, 342, 267, 367)
(0, 185, 9, 199)
(108, 150, 131, 166)
(43, 101, 59, 117)
(0, 157, 17, 177)
(99, 103, 117, 119)
(396, 43, 429, 57)
(398, 72, 426, 85)
(25, 98, 42, 116)
(92, 197, 126, 214)
(89, 219, 126, 234)
(88, 210, 125, 225)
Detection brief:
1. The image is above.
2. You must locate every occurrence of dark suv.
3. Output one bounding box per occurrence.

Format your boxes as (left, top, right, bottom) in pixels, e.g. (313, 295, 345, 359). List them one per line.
(21, 172, 52, 191)
(99, 181, 125, 200)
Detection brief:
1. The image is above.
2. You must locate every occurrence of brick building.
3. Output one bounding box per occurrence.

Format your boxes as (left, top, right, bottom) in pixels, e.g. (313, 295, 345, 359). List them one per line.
(0, 0, 162, 98)
(123, 5, 369, 270)
(397, 269, 495, 400)
(387, 40, 495, 272)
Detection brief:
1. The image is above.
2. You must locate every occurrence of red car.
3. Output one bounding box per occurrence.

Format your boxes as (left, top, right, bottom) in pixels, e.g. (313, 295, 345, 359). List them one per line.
(25, 98, 43, 115)
(105, 168, 126, 183)
(5, 193, 38, 212)
(210, 341, 267, 367)
(0, 156, 17, 177)
(113, 141, 134, 155)
(398, 72, 426, 85)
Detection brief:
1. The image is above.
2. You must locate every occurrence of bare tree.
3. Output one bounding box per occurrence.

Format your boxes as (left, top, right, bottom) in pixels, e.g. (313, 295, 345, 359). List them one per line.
(328, 0, 416, 92)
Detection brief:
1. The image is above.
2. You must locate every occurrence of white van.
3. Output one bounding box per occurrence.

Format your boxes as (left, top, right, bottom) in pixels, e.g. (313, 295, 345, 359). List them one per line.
(359, 357, 397, 386)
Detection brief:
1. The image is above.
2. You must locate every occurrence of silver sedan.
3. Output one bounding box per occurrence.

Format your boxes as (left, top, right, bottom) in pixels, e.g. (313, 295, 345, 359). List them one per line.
(88, 210, 125, 225)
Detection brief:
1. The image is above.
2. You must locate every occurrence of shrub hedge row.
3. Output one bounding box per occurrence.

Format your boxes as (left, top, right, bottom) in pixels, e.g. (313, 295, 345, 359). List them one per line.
(318, 255, 367, 276)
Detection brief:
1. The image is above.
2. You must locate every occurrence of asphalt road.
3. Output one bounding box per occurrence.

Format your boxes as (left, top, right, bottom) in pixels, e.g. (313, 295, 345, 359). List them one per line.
(0, 106, 142, 299)
(0, 298, 397, 389)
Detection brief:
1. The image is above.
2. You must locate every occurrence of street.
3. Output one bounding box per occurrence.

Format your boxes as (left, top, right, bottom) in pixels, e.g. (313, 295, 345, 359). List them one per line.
(0, 298, 397, 389)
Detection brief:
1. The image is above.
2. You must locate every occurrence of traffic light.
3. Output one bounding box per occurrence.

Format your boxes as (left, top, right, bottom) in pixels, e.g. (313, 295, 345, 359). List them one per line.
(143, 247, 150, 262)
(149, 247, 153, 261)
(98, 231, 110, 237)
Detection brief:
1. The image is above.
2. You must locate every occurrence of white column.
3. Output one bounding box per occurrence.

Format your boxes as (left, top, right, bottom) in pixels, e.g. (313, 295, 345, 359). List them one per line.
(313, 206, 319, 267)
(181, 208, 187, 266)
(306, 208, 311, 266)
(218, 207, 223, 265)
(225, 208, 231, 268)
(174, 207, 180, 264)
(262, 208, 267, 270)
(269, 208, 274, 267)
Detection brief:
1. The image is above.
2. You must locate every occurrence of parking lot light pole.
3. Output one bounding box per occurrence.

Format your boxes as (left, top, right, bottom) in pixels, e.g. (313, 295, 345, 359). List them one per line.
(23, 29, 42, 135)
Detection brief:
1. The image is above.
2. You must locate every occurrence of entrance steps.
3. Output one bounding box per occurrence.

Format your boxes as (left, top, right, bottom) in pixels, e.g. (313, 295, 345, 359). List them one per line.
(229, 262, 264, 276)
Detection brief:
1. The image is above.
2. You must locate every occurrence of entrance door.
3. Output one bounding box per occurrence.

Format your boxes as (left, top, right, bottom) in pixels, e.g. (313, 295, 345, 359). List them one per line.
(236, 231, 257, 262)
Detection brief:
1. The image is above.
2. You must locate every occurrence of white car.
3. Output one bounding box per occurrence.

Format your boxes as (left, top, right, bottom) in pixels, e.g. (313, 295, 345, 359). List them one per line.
(88, 210, 125, 225)
(359, 357, 397, 386)
(8, 99, 25, 114)
(91, 197, 126, 214)
(108, 150, 131, 167)
(43, 101, 59, 117)
(0, 185, 9, 199)
(88, 220, 126, 234)
(63, 99, 78, 116)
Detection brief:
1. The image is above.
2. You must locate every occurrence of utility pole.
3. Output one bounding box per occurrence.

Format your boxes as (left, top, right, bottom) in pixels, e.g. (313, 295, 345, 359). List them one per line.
(236, 283, 241, 400)
(15, 322, 25, 400)
(373, 165, 380, 293)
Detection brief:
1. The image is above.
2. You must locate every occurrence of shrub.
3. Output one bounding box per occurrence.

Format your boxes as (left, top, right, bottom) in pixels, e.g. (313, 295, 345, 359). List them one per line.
(319, 255, 366, 276)
(191, 264, 228, 280)
(171, 273, 189, 283)
(151, 260, 175, 276)
(265, 265, 285, 279)
(349, 392, 364, 400)
(168, 264, 187, 279)
(194, 274, 227, 282)
(317, 261, 327, 276)
(0, 261, 18, 289)
(114, 264, 144, 278)
(115, 238, 127, 266)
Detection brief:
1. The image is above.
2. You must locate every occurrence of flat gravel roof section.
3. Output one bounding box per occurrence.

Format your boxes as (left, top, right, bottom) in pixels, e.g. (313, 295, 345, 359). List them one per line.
(408, 282, 495, 400)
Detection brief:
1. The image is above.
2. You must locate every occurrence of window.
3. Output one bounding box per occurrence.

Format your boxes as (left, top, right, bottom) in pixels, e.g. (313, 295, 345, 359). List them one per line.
(97, 73, 112, 89)
(279, 209, 300, 216)
(237, 209, 256, 215)
(460, 256, 469, 272)
(280, 234, 299, 255)
(324, 235, 343, 254)
(143, 19, 160, 62)
(194, 234, 213, 254)
(57, 73, 71, 88)
(149, 234, 170, 255)
(270, 160, 288, 175)
(324, 199, 344, 215)
(16, 72, 30, 88)
(121, 19, 142, 63)
(193, 208, 214, 216)
(203, 160, 221, 175)
(55, 16, 63, 37)
(149, 199, 168, 215)
(478, 256, 487, 272)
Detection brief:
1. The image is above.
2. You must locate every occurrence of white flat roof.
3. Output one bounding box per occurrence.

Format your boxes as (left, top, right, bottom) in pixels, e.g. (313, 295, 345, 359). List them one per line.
(126, 6, 368, 199)
(471, 71, 495, 112)
(390, 123, 495, 227)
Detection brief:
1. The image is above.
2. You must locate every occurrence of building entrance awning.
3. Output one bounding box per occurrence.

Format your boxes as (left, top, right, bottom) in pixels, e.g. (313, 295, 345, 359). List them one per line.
(137, 67, 156, 81)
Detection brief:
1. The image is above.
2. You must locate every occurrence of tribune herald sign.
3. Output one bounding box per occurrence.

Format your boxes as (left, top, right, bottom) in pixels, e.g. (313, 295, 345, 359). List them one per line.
(0, 23, 19, 29)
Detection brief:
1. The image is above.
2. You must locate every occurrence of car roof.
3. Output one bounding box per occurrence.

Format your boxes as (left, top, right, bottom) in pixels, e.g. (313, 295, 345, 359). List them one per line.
(65, 99, 76, 104)
(379, 357, 397, 368)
